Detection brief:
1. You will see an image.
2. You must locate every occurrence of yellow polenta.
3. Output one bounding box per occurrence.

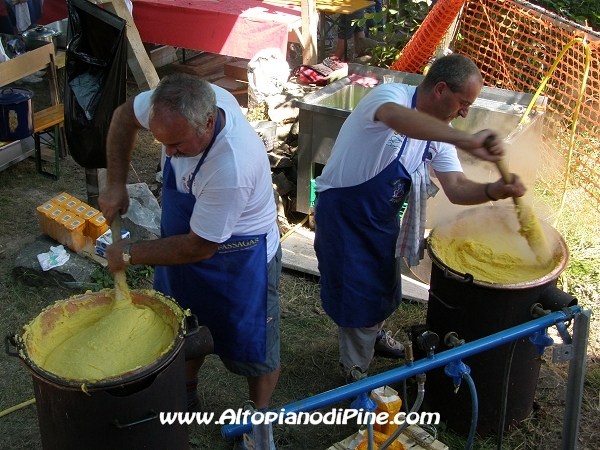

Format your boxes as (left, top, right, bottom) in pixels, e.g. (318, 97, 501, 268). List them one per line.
(23, 291, 176, 382)
(429, 211, 558, 284)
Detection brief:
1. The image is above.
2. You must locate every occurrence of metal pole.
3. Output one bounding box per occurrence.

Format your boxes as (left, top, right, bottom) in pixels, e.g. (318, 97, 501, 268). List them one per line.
(222, 306, 581, 438)
(562, 309, 591, 450)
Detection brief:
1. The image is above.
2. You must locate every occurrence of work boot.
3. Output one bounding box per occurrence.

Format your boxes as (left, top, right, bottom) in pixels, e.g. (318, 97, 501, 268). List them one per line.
(374, 329, 405, 359)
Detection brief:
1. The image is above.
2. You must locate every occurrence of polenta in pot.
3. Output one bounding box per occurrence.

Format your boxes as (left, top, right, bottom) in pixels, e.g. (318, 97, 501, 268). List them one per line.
(428, 207, 561, 284)
(21, 289, 183, 383)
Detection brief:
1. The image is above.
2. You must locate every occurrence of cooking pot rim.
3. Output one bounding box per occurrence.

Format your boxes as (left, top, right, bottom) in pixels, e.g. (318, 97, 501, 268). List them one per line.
(12, 290, 189, 391)
(426, 205, 569, 289)
(22, 25, 62, 38)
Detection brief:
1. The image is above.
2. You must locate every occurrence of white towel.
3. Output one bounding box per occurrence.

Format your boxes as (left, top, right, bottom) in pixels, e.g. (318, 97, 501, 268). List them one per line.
(0, 41, 9, 63)
(396, 162, 439, 266)
(15, 2, 31, 33)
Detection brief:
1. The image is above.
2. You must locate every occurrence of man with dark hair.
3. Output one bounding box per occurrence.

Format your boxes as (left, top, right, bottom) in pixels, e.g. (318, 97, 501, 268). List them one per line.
(314, 54, 527, 383)
(99, 73, 281, 449)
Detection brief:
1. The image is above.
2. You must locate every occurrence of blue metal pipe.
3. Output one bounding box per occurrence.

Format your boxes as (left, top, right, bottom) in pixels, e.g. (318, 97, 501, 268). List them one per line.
(221, 305, 581, 438)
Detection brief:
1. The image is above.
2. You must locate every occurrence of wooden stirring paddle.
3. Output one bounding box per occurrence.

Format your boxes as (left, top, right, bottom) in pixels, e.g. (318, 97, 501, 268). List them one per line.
(494, 158, 553, 265)
(111, 214, 132, 306)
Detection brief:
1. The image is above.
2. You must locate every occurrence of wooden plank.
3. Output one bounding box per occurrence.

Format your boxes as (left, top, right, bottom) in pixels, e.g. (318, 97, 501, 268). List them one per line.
(172, 53, 232, 78)
(0, 41, 53, 86)
(100, 0, 160, 90)
(34, 104, 64, 132)
(224, 60, 250, 81)
(301, 0, 318, 65)
(280, 227, 430, 302)
(148, 45, 178, 68)
(212, 76, 247, 92)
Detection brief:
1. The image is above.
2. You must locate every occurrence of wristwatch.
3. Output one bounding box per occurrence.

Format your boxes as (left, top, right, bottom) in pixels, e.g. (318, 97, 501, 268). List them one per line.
(122, 243, 133, 264)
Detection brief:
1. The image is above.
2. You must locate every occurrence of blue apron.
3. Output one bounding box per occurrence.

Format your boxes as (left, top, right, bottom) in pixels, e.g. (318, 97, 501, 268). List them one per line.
(153, 113, 268, 362)
(314, 92, 430, 327)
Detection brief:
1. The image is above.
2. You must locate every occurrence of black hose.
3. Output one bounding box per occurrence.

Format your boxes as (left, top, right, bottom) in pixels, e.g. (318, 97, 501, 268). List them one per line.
(496, 340, 517, 450)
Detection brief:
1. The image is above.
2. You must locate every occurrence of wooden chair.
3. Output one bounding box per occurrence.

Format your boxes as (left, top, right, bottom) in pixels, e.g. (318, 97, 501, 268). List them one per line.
(33, 104, 64, 180)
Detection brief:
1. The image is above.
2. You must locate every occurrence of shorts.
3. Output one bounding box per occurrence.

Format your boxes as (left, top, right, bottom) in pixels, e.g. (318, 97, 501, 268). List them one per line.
(220, 244, 282, 377)
(337, 10, 365, 40)
(338, 322, 384, 373)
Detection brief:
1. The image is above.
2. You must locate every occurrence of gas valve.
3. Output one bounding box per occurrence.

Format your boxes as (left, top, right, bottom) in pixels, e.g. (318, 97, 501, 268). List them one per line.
(444, 359, 471, 394)
(530, 328, 554, 355)
(417, 330, 439, 358)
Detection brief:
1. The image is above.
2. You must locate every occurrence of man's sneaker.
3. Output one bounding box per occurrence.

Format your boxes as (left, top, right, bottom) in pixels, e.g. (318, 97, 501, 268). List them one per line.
(241, 401, 276, 450)
(374, 329, 405, 359)
(344, 365, 368, 384)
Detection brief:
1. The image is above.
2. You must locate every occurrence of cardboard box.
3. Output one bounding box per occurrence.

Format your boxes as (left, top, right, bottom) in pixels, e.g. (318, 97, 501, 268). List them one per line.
(326, 425, 448, 450)
(94, 228, 131, 258)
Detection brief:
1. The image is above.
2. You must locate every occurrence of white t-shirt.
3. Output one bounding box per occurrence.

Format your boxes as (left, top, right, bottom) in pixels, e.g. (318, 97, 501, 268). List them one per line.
(134, 86, 279, 261)
(315, 84, 463, 192)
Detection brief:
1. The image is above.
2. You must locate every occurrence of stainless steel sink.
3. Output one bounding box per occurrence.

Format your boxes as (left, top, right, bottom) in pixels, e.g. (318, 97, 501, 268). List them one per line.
(313, 84, 372, 111)
(294, 63, 547, 216)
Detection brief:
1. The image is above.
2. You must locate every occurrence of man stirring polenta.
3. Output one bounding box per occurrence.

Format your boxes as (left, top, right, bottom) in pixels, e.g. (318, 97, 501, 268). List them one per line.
(314, 54, 528, 384)
(99, 74, 281, 450)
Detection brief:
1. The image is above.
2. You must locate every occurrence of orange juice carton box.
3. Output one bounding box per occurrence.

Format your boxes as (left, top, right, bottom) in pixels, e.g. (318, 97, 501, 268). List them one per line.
(46, 205, 66, 241)
(36, 201, 56, 235)
(88, 213, 109, 242)
(63, 217, 91, 252)
(50, 192, 72, 207)
(64, 196, 83, 212)
(370, 385, 402, 435)
(53, 210, 78, 246)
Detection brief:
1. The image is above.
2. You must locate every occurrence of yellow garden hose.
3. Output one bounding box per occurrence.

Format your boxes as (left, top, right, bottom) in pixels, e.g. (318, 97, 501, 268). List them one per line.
(0, 398, 36, 419)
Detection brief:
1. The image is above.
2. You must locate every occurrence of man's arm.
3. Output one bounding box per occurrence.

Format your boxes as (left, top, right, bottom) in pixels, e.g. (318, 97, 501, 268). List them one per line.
(434, 171, 526, 205)
(104, 232, 220, 273)
(375, 102, 504, 162)
(99, 97, 145, 224)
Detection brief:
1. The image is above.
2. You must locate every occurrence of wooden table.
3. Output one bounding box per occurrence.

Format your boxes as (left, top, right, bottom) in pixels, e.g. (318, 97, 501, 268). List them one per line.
(0, 37, 61, 173)
(265, 0, 375, 60)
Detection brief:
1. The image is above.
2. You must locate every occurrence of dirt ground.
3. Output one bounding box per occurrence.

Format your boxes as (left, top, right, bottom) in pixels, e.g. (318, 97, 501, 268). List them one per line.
(1, 50, 599, 450)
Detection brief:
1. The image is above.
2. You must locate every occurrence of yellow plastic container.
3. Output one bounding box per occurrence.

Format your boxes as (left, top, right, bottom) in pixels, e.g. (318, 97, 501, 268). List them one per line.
(36, 202, 56, 235)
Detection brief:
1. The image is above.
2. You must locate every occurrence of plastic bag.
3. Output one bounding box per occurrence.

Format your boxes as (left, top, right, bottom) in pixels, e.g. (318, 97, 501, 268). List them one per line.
(247, 48, 289, 111)
(64, 0, 127, 168)
(124, 183, 161, 236)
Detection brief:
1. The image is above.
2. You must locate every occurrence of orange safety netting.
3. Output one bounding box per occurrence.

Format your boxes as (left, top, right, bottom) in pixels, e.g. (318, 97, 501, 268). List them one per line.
(393, 0, 600, 217)
(390, 0, 466, 73)
(458, 0, 600, 217)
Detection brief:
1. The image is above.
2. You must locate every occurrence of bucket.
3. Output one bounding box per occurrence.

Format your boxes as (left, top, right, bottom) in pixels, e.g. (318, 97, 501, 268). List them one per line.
(422, 206, 576, 436)
(0, 87, 34, 141)
(6, 290, 198, 450)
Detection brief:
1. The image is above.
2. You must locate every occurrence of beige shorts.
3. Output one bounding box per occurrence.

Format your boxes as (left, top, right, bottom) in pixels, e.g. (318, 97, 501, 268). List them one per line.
(338, 322, 384, 374)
